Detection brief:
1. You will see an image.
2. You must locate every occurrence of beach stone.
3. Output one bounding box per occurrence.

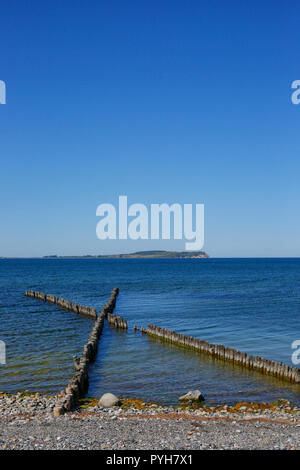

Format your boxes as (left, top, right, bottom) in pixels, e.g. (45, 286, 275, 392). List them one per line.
(179, 390, 205, 403)
(99, 393, 121, 408)
(53, 406, 65, 417)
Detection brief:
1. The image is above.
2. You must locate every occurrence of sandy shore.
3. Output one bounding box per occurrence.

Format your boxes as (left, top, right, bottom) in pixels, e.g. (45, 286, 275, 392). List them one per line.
(0, 393, 300, 450)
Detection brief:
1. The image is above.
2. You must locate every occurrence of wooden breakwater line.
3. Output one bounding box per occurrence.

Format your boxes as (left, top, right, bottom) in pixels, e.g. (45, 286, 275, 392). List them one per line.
(147, 325, 300, 384)
(107, 312, 128, 330)
(54, 311, 105, 415)
(102, 287, 119, 317)
(53, 287, 119, 416)
(102, 288, 128, 329)
(25, 290, 97, 319)
(25, 287, 120, 415)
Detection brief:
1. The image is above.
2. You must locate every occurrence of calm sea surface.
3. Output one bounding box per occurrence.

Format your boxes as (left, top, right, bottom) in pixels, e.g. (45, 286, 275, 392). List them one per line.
(0, 258, 299, 405)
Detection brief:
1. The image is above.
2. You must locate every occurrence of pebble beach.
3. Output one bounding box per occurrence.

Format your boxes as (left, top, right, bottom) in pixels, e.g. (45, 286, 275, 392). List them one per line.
(1, 393, 299, 450)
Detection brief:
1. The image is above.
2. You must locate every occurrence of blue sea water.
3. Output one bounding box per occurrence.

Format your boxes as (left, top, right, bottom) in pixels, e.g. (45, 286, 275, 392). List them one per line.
(0, 258, 299, 405)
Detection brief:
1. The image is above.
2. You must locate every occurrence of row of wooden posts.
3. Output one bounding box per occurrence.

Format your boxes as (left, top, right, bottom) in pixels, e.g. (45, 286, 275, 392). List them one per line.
(25, 290, 98, 319)
(53, 288, 119, 416)
(25, 287, 120, 415)
(146, 324, 300, 384)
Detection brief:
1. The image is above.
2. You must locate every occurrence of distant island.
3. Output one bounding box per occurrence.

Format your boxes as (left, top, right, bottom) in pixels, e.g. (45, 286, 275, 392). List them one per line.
(43, 250, 209, 259)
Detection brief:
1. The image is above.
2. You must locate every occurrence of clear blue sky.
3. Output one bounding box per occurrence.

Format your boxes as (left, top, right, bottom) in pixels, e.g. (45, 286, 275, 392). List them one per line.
(0, 0, 299, 257)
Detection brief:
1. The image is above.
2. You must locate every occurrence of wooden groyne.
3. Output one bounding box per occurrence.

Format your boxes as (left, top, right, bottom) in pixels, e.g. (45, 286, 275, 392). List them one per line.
(107, 312, 128, 330)
(102, 287, 119, 317)
(25, 287, 120, 415)
(25, 290, 97, 319)
(146, 325, 300, 385)
(53, 288, 119, 416)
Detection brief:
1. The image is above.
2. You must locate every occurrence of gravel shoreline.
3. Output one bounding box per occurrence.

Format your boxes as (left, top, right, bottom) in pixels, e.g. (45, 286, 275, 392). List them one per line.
(0, 393, 299, 450)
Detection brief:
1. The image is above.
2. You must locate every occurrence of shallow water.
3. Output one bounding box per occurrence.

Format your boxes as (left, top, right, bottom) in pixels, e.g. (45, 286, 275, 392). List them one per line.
(0, 258, 299, 405)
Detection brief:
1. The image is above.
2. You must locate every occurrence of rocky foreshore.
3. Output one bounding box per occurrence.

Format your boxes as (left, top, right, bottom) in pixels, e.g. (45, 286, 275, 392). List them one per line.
(0, 393, 299, 450)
